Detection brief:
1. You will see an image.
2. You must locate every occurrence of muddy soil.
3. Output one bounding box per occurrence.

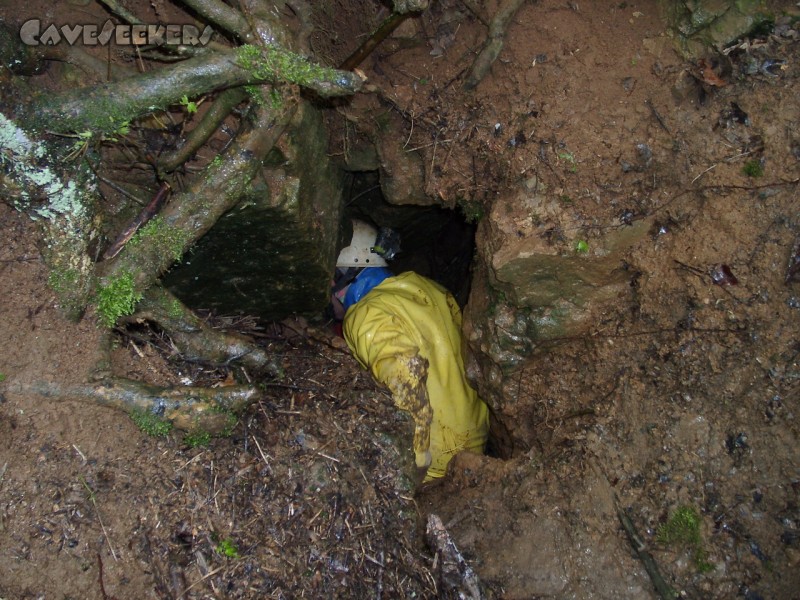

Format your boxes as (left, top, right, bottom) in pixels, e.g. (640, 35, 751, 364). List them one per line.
(1, 1, 799, 599)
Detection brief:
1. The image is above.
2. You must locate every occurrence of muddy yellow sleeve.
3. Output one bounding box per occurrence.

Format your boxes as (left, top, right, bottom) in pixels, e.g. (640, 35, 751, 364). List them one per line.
(345, 307, 434, 467)
(344, 272, 489, 480)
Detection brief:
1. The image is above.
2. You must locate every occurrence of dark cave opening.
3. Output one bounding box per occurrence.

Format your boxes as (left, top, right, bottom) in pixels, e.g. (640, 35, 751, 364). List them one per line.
(340, 170, 477, 307)
(339, 170, 513, 460)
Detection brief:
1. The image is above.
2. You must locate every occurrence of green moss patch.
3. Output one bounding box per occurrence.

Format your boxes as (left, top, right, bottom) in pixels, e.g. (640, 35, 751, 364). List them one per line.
(657, 505, 713, 573)
(128, 216, 189, 262)
(236, 44, 345, 89)
(130, 407, 173, 437)
(96, 272, 143, 327)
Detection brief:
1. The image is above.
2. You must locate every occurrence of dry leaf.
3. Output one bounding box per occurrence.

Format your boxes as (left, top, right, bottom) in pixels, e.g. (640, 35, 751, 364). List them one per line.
(696, 58, 727, 87)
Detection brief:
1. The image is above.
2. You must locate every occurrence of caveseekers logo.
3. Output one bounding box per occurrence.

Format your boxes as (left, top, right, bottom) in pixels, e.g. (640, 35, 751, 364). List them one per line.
(19, 19, 214, 46)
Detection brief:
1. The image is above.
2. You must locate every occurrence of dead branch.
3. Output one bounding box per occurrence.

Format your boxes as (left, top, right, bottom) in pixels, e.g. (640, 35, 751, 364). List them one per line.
(286, 0, 314, 55)
(103, 182, 171, 260)
(134, 285, 283, 377)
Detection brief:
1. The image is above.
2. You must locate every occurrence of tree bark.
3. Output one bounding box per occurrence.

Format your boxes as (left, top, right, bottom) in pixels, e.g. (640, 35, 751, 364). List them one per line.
(392, 0, 429, 14)
(463, 0, 526, 90)
(0, 112, 97, 319)
(134, 285, 283, 377)
(95, 98, 298, 325)
(14, 378, 262, 434)
(29, 44, 363, 134)
(157, 87, 248, 173)
(180, 0, 256, 43)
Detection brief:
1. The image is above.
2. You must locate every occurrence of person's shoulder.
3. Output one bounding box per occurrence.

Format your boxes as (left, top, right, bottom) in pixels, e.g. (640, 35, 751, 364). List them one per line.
(388, 271, 431, 285)
(392, 271, 448, 293)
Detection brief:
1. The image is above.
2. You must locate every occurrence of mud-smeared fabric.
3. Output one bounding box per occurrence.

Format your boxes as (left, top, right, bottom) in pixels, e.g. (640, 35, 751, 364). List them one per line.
(343, 271, 489, 480)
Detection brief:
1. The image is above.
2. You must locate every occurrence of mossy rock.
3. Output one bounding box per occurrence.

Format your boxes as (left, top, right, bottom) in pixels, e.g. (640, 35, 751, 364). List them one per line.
(661, 0, 773, 56)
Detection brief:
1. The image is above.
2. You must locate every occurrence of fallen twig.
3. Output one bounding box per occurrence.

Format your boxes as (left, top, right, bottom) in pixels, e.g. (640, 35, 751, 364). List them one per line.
(615, 499, 678, 600)
(102, 181, 171, 260)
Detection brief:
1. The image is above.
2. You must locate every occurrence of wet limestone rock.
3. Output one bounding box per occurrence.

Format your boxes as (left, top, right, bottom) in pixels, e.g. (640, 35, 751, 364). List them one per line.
(340, 101, 431, 206)
(162, 102, 342, 320)
(463, 177, 650, 401)
(376, 130, 430, 206)
(660, 0, 773, 56)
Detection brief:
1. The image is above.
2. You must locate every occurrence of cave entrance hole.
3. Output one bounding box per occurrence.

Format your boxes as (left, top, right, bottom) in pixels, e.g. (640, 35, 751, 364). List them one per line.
(340, 172, 513, 459)
(340, 171, 477, 307)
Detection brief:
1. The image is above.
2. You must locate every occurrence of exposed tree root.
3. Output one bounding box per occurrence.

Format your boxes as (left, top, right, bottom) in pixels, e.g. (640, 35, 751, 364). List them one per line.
(157, 87, 248, 174)
(463, 0, 526, 91)
(616, 499, 679, 600)
(0, 0, 362, 435)
(12, 378, 262, 434)
(96, 99, 298, 319)
(180, 0, 256, 43)
(340, 12, 413, 71)
(392, 0, 430, 14)
(30, 45, 362, 134)
(133, 285, 283, 378)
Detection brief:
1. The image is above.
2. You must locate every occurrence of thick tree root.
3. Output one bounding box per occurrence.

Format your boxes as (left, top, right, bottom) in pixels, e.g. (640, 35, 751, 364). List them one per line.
(180, 0, 256, 43)
(11, 378, 263, 434)
(134, 285, 283, 377)
(462, 0, 526, 91)
(157, 87, 248, 173)
(31, 45, 363, 134)
(97, 100, 298, 322)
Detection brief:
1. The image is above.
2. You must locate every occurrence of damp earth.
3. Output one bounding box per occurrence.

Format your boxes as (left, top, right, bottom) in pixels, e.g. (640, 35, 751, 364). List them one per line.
(1, 1, 800, 599)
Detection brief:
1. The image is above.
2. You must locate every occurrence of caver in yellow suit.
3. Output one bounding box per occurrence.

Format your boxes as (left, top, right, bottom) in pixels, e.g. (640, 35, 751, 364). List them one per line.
(333, 221, 489, 481)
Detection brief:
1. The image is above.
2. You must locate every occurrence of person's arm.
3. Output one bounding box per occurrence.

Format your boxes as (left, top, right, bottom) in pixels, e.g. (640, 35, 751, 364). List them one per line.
(372, 353, 433, 471)
(345, 307, 433, 471)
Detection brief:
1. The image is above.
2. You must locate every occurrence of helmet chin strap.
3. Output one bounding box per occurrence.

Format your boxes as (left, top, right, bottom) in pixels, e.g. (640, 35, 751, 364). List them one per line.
(332, 266, 362, 294)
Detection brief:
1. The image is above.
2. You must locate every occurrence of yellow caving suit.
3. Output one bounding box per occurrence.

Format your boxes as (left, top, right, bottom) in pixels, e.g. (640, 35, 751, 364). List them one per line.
(343, 271, 489, 480)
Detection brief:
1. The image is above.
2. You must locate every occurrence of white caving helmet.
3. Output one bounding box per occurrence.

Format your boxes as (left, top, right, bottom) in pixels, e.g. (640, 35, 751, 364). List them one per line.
(336, 219, 388, 268)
